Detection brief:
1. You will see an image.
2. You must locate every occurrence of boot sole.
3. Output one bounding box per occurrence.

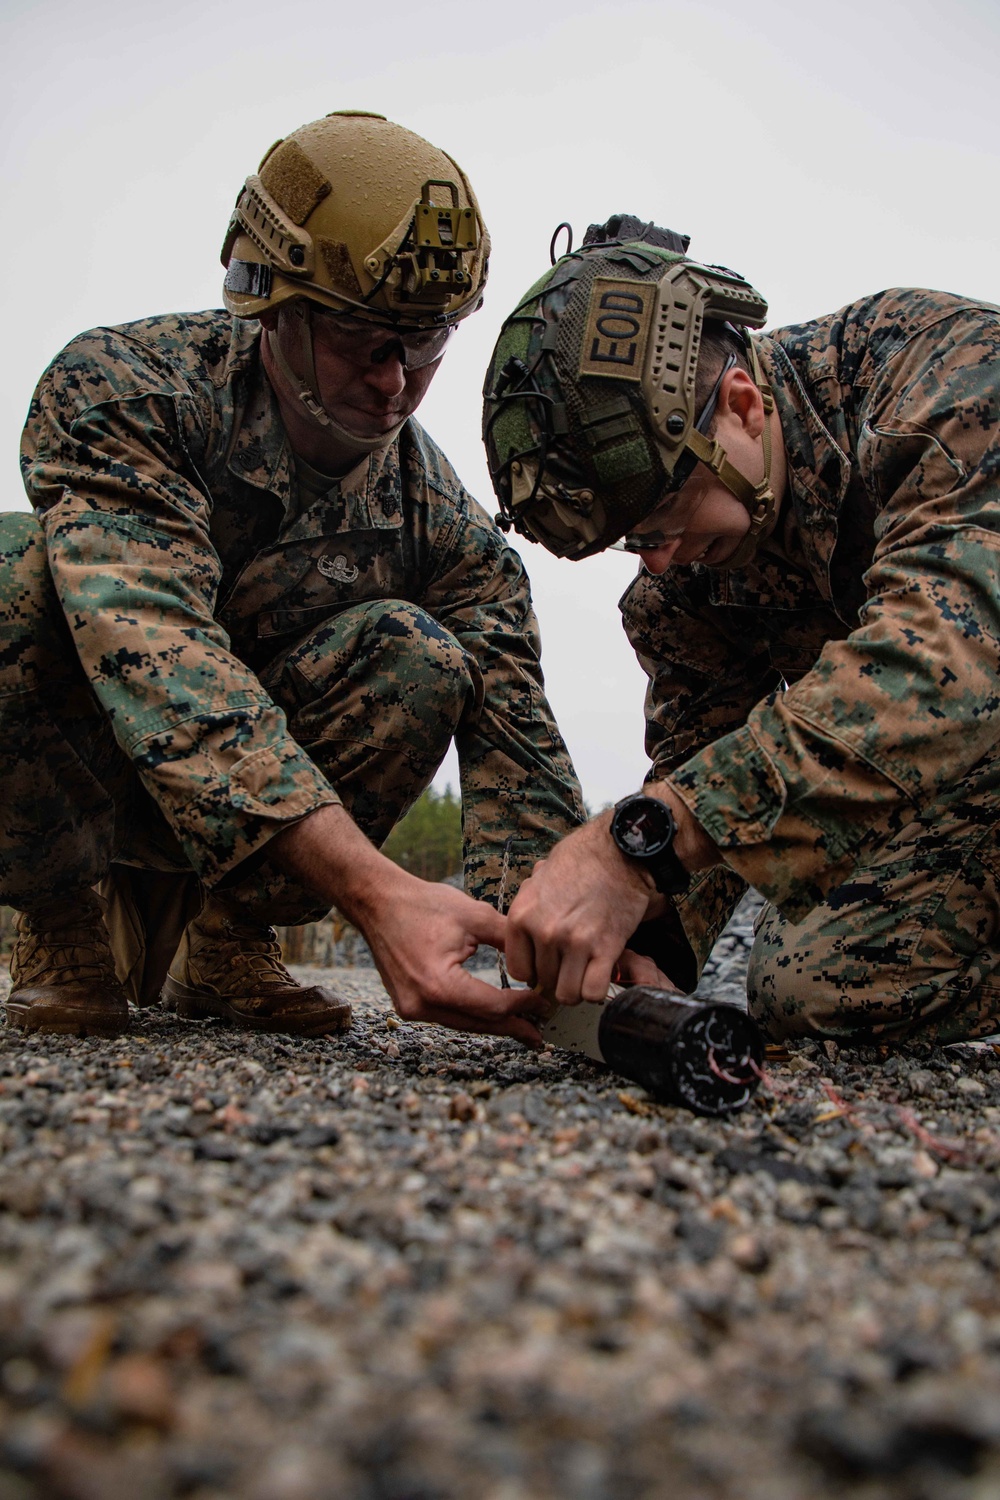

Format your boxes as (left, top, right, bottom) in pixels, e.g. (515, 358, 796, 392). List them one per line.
(161, 976, 352, 1036)
(5, 999, 130, 1039)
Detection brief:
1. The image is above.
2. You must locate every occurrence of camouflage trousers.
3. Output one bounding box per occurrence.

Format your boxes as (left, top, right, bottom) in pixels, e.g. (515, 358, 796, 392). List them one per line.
(746, 761, 1000, 1043)
(0, 511, 477, 933)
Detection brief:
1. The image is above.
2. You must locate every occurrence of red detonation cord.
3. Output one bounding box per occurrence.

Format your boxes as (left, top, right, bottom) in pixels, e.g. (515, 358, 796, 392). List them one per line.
(745, 1054, 796, 1097)
(707, 1045, 756, 1087)
(750, 1068, 970, 1162)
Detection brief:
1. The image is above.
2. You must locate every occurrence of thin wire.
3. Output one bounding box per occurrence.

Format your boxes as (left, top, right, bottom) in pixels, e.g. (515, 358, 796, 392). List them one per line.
(706, 1045, 750, 1087)
(495, 836, 513, 989)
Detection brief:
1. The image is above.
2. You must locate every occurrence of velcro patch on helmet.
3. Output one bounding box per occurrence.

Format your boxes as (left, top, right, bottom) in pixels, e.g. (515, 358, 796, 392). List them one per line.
(318, 238, 364, 297)
(260, 139, 331, 227)
(593, 436, 651, 484)
(578, 278, 654, 382)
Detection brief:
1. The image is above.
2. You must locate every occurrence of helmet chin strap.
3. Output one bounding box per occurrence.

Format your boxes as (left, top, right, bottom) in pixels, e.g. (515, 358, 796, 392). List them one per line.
(266, 303, 406, 456)
(681, 341, 777, 570)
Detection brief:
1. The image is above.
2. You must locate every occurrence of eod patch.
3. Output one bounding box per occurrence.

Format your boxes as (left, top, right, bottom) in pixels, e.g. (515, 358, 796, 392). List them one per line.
(578, 278, 653, 382)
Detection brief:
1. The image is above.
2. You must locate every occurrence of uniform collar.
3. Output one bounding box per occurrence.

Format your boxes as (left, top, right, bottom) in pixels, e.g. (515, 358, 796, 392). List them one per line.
(225, 320, 294, 506)
(281, 440, 404, 542)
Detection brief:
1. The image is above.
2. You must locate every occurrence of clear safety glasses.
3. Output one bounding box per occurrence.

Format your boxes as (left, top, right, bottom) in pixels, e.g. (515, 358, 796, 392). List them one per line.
(310, 306, 457, 370)
(613, 353, 739, 553)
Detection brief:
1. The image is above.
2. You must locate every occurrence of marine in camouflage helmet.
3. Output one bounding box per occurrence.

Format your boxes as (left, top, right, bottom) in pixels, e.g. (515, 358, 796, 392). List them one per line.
(492, 218, 1000, 1047)
(0, 112, 586, 1046)
(482, 215, 774, 566)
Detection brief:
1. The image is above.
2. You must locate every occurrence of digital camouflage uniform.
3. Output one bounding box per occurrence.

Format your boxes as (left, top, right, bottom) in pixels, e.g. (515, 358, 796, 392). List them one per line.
(623, 288, 1000, 1042)
(0, 310, 584, 938)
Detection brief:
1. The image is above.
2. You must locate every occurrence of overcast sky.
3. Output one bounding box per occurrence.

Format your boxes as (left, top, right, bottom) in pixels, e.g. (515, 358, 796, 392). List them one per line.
(3, 0, 998, 809)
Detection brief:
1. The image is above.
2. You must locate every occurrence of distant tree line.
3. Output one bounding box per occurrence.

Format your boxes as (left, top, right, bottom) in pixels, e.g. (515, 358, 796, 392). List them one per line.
(380, 783, 462, 883)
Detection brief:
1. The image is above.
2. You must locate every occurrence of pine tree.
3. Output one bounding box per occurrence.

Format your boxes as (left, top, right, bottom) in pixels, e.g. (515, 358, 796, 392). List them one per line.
(381, 785, 463, 883)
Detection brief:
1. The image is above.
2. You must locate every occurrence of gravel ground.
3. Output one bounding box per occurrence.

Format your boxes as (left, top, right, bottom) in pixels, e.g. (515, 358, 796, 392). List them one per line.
(3, 898, 1000, 1500)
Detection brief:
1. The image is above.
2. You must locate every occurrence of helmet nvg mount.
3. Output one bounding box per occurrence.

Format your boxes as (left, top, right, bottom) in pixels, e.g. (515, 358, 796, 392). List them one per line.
(482, 215, 774, 565)
(223, 111, 490, 442)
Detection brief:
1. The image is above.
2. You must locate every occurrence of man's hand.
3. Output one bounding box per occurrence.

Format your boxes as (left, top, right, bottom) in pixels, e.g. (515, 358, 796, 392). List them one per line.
(505, 784, 718, 1004)
(505, 813, 658, 1002)
(361, 875, 546, 1045)
(270, 803, 544, 1043)
(614, 947, 677, 990)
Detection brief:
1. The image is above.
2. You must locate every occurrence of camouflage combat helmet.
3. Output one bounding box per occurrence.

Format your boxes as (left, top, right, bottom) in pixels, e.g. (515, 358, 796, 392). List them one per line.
(222, 110, 490, 327)
(482, 215, 775, 565)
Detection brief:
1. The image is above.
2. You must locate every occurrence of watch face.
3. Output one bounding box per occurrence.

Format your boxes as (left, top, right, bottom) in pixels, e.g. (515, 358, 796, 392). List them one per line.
(612, 796, 676, 858)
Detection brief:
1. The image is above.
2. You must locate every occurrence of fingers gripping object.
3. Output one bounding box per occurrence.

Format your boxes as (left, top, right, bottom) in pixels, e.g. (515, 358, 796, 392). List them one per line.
(481, 215, 774, 564)
(491, 841, 762, 1115)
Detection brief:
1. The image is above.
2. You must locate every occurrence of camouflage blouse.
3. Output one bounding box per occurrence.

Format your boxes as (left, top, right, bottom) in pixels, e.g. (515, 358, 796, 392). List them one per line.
(622, 288, 1000, 969)
(20, 312, 584, 896)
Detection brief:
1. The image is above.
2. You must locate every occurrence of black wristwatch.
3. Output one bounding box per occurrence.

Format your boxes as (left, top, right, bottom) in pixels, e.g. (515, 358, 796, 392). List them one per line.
(610, 793, 690, 896)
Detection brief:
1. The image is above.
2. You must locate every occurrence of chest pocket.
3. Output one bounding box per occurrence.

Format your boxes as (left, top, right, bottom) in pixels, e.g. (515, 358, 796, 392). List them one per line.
(230, 533, 410, 642)
(710, 604, 846, 686)
(220, 521, 408, 649)
(766, 607, 849, 683)
(216, 457, 410, 645)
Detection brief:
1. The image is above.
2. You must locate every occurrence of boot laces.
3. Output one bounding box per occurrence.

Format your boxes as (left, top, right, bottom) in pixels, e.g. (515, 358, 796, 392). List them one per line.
(196, 917, 294, 988)
(12, 904, 118, 988)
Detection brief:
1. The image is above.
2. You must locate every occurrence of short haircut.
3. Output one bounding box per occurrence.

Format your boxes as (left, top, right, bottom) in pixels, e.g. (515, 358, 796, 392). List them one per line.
(694, 320, 750, 428)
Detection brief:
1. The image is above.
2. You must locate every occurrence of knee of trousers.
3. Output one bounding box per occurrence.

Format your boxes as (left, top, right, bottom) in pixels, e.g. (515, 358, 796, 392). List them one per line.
(276, 599, 481, 745)
(0, 511, 71, 694)
(746, 904, 904, 1042)
(745, 904, 855, 1041)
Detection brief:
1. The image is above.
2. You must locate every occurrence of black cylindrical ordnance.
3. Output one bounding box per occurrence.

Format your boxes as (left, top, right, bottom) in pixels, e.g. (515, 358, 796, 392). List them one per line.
(537, 986, 764, 1116)
(598, 988, 763, 1115)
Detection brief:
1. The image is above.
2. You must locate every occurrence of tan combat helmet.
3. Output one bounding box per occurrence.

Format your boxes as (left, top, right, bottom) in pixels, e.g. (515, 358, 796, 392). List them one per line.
(482, 216, 774, 567)
(222, 110, 490, 329)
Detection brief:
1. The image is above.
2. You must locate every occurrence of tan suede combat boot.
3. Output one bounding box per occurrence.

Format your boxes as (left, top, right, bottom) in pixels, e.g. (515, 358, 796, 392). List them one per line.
(6, 890, 131, 1038)
(161, 898, 352, 1037)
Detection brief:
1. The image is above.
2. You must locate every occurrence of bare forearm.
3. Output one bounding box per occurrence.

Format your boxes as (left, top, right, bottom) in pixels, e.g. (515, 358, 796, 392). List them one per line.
(268, 803, 405, 929)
